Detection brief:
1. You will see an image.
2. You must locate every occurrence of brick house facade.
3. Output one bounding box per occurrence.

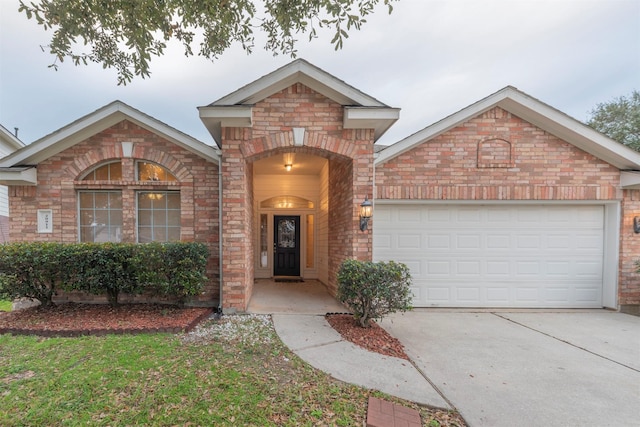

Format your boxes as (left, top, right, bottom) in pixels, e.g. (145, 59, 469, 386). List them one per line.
(1, 60, 639, 313)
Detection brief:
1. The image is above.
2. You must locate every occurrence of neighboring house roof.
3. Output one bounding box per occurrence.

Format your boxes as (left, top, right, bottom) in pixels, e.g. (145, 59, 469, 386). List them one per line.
(0, 124, 25, 154)
(0, 101, 220, 185)
(376, 86, 640, 179)
(199, 58, 400, 145)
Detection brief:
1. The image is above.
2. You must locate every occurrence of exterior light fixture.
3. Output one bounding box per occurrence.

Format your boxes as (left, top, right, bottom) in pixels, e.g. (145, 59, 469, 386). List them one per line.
(283, 153, 295, 172)
(359, 196, 373, 231)
(634, 216, 640, 234)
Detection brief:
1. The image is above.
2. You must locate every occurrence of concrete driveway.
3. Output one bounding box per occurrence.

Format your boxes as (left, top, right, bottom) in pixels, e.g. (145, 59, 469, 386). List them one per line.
(380, 310, 640, 427)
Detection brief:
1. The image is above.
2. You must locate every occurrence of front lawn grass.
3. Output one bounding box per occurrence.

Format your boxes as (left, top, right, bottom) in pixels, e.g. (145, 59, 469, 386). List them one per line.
(0, 315, 464, 426)
(0, 300, 11, 312)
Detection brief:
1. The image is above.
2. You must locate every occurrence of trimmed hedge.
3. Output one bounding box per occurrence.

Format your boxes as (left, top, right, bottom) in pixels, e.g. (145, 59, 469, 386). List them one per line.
(0, 242, 208, 306)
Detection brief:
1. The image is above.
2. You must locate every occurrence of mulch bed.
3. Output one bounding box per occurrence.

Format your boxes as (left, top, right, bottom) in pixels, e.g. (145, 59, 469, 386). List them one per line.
(326, 313, 410, 360)
(0, 303, 212, 337)
(0, 304, 409, 363)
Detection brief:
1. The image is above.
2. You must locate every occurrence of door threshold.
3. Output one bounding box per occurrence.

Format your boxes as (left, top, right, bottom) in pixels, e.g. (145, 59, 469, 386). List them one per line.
(273, 276, 304, 283)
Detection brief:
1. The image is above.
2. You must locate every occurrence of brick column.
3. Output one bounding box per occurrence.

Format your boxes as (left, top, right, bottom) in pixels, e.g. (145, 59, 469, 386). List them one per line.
(221, 136, 253, 312)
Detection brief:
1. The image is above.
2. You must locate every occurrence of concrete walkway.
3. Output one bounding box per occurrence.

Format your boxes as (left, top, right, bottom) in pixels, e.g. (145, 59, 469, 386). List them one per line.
(249, 279, 450, 408)
(272, 313, 450, 408)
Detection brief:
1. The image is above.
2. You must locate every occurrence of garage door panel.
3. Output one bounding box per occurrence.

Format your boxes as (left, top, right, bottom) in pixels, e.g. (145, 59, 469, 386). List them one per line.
(397, 233, 421, 249)
(374, 204, 605, 308)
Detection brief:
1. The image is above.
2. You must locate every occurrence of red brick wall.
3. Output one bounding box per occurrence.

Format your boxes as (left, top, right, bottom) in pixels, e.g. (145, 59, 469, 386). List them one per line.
(620, 190, 640, 309)
(376, 107, 620, 200)
(8, 120, 220, 305)
(220, 83, 374, 310)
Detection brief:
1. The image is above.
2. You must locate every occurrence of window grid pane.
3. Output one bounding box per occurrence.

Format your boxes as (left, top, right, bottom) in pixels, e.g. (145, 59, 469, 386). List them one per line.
(78, 191, 123, 242)
(137, 191, 180, 242)
(81, 162, 122, 181)
(137, 162, 177, 182)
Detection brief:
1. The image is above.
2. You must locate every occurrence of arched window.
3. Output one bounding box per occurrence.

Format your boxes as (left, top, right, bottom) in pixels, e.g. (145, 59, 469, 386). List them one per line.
(77, 160, 181, 243)
(137, 161, 177, 182)
(260, 196, 314, 209)
(81, 161, 122, 181)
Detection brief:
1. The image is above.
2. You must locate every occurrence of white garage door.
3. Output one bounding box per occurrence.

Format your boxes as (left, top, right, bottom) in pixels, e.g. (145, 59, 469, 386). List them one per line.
(373, 204, 605, 308)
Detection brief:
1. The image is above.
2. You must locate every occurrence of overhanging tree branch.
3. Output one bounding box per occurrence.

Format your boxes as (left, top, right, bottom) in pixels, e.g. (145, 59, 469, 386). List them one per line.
(19, 0, 398, 85)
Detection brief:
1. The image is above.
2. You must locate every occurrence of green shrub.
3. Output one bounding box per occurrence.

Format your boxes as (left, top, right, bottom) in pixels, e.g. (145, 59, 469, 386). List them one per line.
(337, 259, 413, 328)
(135, 242, 209, 303)
(0, 242, 209, 307)
(0, 242, 70, 307)
(66, 243, 141, 306)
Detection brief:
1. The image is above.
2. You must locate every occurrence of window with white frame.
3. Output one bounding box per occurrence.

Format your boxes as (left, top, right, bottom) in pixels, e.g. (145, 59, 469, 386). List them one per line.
(137, 191, 181, 242)
(78, 191, 123, 242)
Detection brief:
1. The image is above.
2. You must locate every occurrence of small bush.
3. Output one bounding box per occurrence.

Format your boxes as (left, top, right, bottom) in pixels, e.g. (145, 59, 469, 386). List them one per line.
(337, 259, 413, 328)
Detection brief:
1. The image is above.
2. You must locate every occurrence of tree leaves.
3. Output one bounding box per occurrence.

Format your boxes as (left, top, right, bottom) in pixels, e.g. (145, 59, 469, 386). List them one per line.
(18, 0, 399, 85)
(587, 90, 640, 152)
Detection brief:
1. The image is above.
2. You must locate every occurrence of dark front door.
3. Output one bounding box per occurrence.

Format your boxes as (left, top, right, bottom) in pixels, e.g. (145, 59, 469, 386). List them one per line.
(274, 215, 300, 277)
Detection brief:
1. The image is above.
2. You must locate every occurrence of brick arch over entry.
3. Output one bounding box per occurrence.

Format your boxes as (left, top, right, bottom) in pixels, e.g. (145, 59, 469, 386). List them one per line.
(220, 129, 375, 312)
(240, 130, 366, 160)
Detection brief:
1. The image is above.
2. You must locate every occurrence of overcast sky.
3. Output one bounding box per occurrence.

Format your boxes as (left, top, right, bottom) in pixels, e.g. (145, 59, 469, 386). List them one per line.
(1, 0, 638, 147)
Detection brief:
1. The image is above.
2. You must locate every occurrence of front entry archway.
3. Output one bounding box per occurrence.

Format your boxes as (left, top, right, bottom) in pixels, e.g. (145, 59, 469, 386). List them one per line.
(274, 215, 301, 276)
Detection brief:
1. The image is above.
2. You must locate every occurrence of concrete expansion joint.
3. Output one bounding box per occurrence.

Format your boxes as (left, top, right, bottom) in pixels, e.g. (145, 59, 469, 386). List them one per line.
(294, 339, 344, 352)
(405, 356, 458, 411)
(491, 312, 640, 373)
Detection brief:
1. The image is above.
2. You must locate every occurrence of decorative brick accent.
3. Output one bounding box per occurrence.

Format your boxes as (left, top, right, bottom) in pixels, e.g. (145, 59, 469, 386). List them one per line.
(376, 107, 620, 200)
(366, 397, 421, 427)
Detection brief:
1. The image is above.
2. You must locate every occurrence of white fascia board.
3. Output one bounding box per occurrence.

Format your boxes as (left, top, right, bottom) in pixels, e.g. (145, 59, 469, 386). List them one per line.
(0, 125, 25, 152)
(344, 107, 401, 141)
(0, 167, 37, 185)
(122, 104, 220, 164)
(198, 105, 253, 146)
(495, 95, 640, 170)
(621, 171, 640, 189)
(376, 86, 640, 170)
(211, 59, 387, 107)
(0, 102, 220, 167)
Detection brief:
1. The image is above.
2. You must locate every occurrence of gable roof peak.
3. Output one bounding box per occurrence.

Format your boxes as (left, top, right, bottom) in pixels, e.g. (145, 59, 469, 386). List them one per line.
(207, 58, 388, 107)
(0, 100, 219, 168)
(376, 85, 640, 170)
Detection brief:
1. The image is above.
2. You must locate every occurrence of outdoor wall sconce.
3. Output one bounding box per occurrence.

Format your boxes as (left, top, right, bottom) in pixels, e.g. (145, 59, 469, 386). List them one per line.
(359, 196, 373, 231)
(634, 216, 640, 234)
(283, 153, 295, 172)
